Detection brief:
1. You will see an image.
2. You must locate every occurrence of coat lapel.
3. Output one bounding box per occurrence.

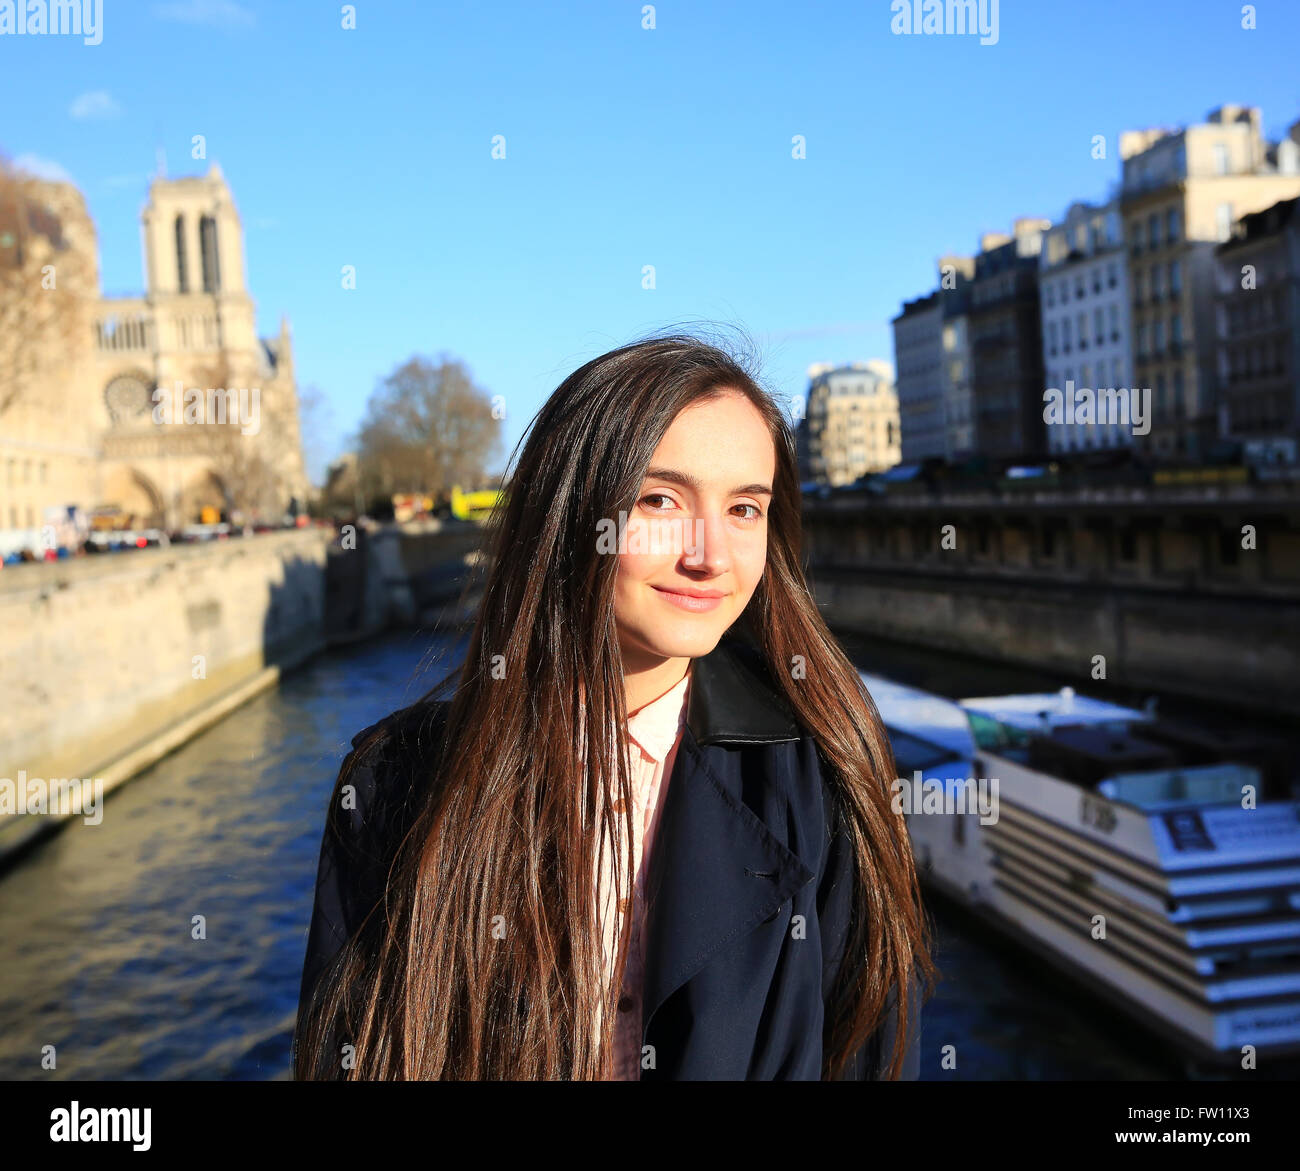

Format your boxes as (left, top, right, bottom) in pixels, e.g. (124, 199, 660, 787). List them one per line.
(639, 638, 816, 1036)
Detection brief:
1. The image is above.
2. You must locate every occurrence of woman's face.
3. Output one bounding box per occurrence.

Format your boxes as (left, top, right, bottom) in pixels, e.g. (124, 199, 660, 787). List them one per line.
(613, 390, 775, 671)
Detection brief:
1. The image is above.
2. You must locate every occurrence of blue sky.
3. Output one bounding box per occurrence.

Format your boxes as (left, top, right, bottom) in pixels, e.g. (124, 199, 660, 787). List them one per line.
(3, 0, 1298, 483)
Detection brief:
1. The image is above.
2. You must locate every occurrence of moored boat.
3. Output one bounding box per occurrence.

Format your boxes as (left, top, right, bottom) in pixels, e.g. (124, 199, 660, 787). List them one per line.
(863, 670, 1300, 1067)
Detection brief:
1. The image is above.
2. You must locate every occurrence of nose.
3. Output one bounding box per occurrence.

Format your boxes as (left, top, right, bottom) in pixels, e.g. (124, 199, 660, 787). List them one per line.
(680, 508, 730, 575)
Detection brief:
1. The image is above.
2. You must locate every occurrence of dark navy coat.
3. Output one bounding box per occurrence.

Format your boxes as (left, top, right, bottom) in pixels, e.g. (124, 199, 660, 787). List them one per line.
(294, 635, 921, 1080)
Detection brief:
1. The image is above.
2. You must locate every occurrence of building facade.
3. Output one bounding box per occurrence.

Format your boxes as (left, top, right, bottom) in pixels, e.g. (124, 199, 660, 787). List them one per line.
(1120, 104, 1300, 459)
(891, 293, 945, 462)
(1213, 195, 1300, 454)
(0, 163, 308, 545)
(969, 218, 1051, 460)
(803, 361, 900, 485)
(1039, 199, 1133, 452)
(938, 253, 976, 459)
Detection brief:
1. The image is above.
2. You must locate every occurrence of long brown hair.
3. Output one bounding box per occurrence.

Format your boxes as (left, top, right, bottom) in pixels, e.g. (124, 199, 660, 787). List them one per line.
(294, 327, 937, 1080)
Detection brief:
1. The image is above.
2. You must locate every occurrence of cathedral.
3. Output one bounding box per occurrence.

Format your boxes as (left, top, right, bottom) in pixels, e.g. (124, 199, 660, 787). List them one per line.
(0, 163, 309, 539)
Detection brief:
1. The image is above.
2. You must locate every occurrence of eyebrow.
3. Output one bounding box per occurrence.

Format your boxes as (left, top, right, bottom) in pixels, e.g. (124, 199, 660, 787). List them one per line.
(643, 467, 774, 497)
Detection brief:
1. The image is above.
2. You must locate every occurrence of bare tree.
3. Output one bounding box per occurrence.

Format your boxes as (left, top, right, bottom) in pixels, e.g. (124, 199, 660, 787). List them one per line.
(187, 354, 284, 523)
(0, 155, 94, 419)
(355, 354, 501, 504)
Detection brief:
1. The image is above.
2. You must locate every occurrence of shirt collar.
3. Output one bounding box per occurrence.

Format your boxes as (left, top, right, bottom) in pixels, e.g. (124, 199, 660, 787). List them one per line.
(625, 668, 691, 764)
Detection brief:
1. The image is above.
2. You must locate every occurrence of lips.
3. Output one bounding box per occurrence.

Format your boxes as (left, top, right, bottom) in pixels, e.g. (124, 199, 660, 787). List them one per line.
(652, 585, 726, 613)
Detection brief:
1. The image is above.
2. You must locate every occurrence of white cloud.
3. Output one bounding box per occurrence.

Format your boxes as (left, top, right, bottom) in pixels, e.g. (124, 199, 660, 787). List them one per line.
(12, 154, 76, 184)
(153, 0, 256, 28)
(70, 90, 122, 120)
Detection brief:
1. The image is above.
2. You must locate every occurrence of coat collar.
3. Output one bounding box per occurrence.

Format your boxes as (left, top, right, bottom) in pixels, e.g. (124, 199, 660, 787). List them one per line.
(639, 635, 817, 1050)
(684, 635, 803, 746)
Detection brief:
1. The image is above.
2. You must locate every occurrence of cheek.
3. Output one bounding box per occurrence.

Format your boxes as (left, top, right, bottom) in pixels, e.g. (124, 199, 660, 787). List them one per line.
(616, 517, 681, 583)
(733, 535, 768, 598)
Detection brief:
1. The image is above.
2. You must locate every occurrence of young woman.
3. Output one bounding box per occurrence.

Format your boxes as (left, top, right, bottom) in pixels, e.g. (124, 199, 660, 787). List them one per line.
(293, 331, 937, 1080)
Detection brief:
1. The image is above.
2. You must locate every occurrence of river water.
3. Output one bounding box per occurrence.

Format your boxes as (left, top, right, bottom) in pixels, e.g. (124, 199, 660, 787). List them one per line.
(0, 626, 1288, 1080)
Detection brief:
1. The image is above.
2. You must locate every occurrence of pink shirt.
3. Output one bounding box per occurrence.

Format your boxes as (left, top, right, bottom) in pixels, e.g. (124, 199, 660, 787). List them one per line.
(597, 667, 690, 1080)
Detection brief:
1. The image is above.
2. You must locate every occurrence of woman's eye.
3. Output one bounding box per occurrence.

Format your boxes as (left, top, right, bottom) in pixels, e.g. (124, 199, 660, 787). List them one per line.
(734, 503, 762, 520)
(640, 493, 675, 510)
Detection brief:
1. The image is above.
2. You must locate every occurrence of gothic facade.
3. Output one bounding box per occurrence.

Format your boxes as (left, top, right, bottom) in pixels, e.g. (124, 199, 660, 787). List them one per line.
(1, 163, 308, 538)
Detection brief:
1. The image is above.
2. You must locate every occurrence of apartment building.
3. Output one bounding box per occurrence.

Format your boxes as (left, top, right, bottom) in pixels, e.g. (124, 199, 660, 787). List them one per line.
(803, 361, 900, 485)
(1039, 199, 1133, 452)
(1120, 104, 1300, 458)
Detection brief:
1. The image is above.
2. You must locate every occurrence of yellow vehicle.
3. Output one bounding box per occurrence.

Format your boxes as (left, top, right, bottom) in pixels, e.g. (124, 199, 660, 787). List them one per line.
(199, 505, 221, 525)
(450, 484, 504, 522)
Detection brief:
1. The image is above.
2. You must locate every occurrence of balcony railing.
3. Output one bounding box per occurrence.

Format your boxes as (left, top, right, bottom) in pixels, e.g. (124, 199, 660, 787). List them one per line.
(95, 313, 154, 353)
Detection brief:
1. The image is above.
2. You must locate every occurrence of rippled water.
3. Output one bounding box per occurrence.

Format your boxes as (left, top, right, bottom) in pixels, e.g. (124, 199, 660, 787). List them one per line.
(0, 626, 1279, 1079)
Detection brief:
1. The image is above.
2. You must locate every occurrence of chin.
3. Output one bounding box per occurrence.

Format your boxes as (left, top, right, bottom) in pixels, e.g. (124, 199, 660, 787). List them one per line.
(629, 623, 725, 663)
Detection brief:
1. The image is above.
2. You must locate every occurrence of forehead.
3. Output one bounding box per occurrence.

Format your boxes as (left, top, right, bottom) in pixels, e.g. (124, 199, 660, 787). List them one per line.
(651, 392, 775, 477)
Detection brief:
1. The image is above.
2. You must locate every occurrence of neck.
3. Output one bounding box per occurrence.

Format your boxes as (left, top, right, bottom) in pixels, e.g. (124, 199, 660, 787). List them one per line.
(622, 653, 691, 715)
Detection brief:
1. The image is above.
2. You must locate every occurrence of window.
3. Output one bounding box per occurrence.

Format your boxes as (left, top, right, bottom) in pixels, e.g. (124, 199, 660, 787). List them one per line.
(1169, 259, 1182, 295)
(1132, 220, 1145, 253)
(1047, 320, 1058, 355)
(1213, 143, 1230, 175)
(1046, 283, 1055, 307)
(1108, 261, 1118, 287)
(1134, 268, 1145, 303)
(200, 215, 221, 293)
(1171, 313, 1182, 347)
(1173, 370, 1185, 415)
(1152, 264, 1165, 299)
(1157, 373, 1167, 416)
(1165, 207, 1180, 242)
(1137, 323, 1148, 356)
(1076, 275, 1085, 299)
(1078, 312, 1088, 348)
(1062, 319, 1072, 351)
(174, 215, 188, 293)
(1154, 319, 1165, 352)
(1109, 303, 1120, 338)
(1148, 211, 1161, 249)
(1215, 203, 1233, 243)
(1094, 307, 1104, 344)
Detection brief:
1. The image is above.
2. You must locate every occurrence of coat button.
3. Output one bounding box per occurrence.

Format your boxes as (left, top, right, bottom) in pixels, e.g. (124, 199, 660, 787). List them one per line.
(618, 995, 635, 1013)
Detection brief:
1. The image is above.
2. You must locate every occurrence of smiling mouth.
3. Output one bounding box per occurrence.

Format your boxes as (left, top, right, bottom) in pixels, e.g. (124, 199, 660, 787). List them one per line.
(652, 586, 727, 612)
